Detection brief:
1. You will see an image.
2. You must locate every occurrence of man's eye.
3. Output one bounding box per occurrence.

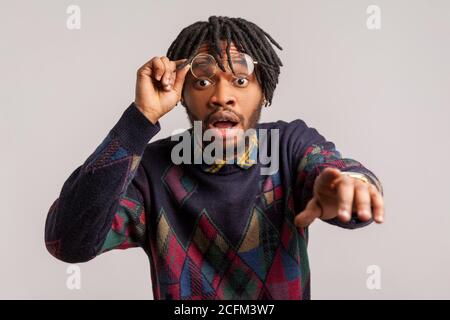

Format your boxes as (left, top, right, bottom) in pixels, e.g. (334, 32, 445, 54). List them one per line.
(233, 77, 249, 87)
(195, 79, 213, 88)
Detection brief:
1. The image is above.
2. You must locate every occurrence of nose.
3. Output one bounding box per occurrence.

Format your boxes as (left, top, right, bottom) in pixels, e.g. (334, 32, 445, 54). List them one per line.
(208, 79, 236, 109)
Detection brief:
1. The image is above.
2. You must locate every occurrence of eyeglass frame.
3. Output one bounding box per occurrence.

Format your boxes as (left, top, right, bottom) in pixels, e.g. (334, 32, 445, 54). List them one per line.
(182, 52, 259, 80)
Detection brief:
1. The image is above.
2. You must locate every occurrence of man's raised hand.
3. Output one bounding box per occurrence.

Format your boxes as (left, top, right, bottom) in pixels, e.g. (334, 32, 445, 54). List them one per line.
(134, 56, 190, 124)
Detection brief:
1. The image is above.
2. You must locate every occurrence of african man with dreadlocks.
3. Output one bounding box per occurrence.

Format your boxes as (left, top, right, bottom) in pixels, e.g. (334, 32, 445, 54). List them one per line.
(45, 16, 385, 300)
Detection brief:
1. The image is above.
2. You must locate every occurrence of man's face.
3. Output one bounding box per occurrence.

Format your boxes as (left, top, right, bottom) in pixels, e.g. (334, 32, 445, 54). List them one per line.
(182, 41, 264, 142)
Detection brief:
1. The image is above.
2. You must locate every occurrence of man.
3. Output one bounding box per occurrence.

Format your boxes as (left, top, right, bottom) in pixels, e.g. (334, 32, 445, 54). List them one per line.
(45, 16, 385, 300)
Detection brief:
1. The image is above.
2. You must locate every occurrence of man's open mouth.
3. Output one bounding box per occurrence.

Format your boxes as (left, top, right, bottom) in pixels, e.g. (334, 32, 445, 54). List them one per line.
(212, 120, 239, 128)
(208, 113, 240, 129)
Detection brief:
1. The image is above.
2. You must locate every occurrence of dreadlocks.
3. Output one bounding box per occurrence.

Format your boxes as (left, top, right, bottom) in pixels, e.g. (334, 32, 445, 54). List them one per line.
(166, 16, 283, 106)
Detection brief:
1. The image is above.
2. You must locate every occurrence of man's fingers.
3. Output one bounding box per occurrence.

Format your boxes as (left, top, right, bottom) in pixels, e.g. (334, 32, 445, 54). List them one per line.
(169, 72, 176, 88)
(146, 57, 165, 81)
(294, 197, 322, 228)
(316, 167, 342, 189)
(313, 167, 385, 225)
(336, 175, 354, 222)
(353, 181, 372, 221)
(173, 59, 190, 94)
(160, 56, 176, 90)
(369, 184, 384, 223)
(139, 57, 188, 92)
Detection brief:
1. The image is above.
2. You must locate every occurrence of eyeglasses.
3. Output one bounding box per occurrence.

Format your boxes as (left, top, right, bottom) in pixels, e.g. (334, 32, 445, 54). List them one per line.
(188, 52, 258, 80)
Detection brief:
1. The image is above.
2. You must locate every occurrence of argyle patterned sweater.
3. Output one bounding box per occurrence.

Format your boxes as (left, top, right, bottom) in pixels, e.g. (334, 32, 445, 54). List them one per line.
(45, 102, 383, 300)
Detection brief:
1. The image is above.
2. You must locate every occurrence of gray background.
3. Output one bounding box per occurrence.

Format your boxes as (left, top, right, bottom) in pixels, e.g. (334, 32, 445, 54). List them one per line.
(1, 0, 449, 299)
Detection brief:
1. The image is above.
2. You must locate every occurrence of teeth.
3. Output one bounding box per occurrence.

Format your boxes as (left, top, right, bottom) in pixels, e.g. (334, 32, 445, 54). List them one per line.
(210, 114, 239, 126)
(214, 118, 237, 123)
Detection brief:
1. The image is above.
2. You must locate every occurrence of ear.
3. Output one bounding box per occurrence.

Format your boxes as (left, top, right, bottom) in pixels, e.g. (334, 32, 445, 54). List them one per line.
(260, 95, 268, 107)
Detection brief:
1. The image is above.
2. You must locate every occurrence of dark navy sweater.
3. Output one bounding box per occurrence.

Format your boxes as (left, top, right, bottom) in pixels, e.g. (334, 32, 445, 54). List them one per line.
(45, 102, 383, 300)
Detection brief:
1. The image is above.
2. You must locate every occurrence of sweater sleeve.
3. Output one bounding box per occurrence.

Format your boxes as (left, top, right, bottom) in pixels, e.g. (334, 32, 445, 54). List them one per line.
(44, 103, 161, 263)
(284, 119, 383, 230)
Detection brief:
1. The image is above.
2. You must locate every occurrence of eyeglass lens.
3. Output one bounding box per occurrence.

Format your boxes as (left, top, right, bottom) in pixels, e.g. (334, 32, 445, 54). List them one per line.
(190, 53, 255, 79)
